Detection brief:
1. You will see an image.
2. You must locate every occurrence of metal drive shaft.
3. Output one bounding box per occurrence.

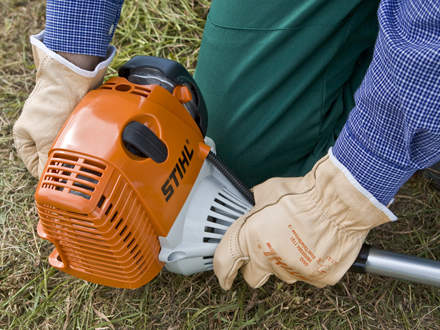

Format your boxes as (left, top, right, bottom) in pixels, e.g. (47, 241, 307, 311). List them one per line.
(351, 244, 440, 287)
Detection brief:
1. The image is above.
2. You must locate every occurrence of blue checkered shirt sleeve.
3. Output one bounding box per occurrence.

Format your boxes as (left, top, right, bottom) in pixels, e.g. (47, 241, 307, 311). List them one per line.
(44, 0, 124, 57)
(333, 0, 440, 205)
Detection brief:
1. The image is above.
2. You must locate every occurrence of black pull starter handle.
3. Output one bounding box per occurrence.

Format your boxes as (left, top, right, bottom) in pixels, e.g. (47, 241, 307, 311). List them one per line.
(122, 121, 168, 163)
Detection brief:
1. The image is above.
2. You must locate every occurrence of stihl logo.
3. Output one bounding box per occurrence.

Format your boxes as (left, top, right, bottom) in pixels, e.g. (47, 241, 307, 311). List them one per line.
(161, 142, 194, 202)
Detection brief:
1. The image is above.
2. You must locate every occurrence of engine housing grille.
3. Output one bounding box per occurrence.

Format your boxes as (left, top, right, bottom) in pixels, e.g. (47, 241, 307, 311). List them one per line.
(36, 152, 163, 289)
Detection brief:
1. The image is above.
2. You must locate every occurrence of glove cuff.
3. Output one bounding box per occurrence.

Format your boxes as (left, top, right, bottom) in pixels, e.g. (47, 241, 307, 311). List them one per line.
(308, 149, 396, 234)
(328, 148, 397, 222)
(30, 30, 116, 78)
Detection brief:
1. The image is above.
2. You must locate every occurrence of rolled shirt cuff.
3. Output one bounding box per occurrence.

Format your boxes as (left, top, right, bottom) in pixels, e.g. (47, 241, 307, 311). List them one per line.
(43, 0, 124, 57)
(332, 123, 416, 206)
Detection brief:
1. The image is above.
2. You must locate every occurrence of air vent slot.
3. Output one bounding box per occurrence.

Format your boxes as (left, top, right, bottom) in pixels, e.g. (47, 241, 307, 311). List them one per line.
(203, 256, 213, 266)
(99, 82, 151, 98)
(41, 153, 105, 200)
(97, 195, 106, 208)
(131, 86, 151, 98)
(99, 82, 116, 90)
(202, 188, 249, 244)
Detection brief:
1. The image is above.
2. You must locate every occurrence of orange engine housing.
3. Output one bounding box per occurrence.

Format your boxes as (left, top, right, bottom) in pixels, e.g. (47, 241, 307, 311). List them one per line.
(35, 76, 210, 289)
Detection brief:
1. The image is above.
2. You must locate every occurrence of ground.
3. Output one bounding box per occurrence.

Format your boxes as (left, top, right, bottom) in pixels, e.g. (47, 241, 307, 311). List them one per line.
(1, 0, 439, 328)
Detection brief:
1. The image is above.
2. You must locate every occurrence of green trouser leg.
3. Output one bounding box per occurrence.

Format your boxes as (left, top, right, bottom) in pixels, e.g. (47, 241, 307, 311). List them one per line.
(195, 0, 380, 187)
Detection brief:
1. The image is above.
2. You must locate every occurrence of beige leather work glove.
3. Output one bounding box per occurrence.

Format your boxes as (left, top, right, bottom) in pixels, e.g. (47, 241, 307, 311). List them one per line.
(214, 150, 396, 290)
(13, 31, 115, 177)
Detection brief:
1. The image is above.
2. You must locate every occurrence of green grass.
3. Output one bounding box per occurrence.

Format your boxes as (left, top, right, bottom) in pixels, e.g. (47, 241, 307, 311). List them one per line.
(1, 0, 440, 328)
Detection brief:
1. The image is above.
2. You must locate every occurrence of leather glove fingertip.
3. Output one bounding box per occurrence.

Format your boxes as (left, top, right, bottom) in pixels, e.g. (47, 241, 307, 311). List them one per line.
(242, 261, 271, 289)
(215, 256, 248, 290)
(37, 145, 51, 178)
(13, 122, 38, 176)
(214, 217, 248, 290)
(16, 143, 39, 177)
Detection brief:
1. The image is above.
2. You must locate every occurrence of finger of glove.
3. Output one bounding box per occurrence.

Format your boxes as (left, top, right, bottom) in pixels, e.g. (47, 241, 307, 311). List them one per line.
(37, 145, 51, 178)
(251, 176, 308, 206)
(241, 260, 272, 289)
(13, 124, 39, 178)
(214, 216, 249, 290)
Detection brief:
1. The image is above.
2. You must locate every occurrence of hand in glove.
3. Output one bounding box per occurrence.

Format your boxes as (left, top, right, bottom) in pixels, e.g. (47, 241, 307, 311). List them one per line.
(13, 31, 115, 177)
(214, 150, 396, 289)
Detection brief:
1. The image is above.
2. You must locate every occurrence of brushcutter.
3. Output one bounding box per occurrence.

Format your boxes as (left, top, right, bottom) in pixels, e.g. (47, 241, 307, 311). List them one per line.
(35, 56, 440, 289)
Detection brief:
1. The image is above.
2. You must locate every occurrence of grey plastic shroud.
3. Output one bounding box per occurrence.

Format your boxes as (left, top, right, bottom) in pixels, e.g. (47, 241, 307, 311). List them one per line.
(159, 137, 254, 275)
(364, 247, 440, 287)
